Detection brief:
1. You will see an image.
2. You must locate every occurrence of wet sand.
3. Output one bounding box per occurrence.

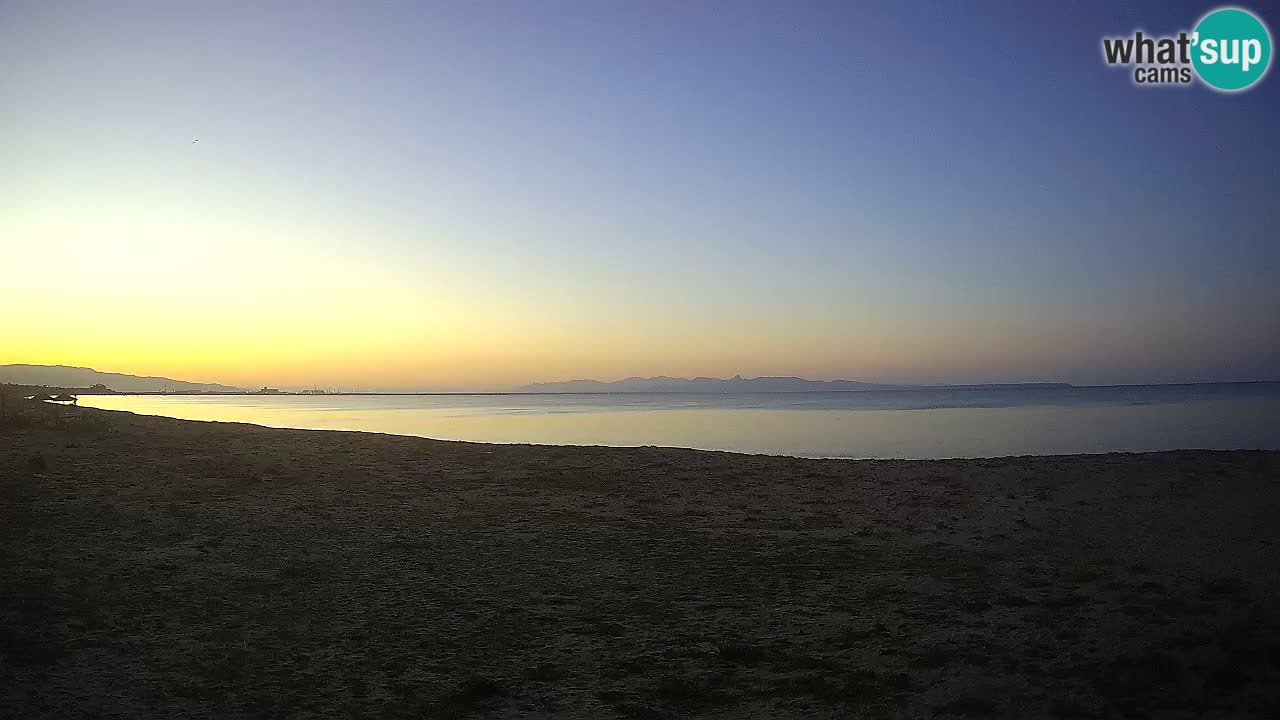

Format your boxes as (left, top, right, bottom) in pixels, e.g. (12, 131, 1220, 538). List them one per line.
(3, 409, 1279, 718)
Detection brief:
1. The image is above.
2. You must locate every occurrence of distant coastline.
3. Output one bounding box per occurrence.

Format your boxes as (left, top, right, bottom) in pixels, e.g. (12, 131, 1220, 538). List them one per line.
(515, 376, 1074, 394)
(0, 364, 243, 393)
(5, 364, 1278, 397)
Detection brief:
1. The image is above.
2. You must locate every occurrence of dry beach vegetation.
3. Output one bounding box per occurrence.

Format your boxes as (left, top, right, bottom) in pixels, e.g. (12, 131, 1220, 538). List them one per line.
(2, 407, 1279, 718)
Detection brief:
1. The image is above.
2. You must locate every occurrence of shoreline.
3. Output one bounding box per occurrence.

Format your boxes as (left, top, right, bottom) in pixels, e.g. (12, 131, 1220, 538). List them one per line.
(52, 406, 1280, 462)
(74, 392, 1280, 462)
(4, 409, 1279, 717)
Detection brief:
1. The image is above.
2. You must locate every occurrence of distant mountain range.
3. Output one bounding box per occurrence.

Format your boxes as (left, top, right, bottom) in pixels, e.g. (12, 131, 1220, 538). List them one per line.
(1, 365, 1075, 395)
(0, 364, 244, 393)
(516, 376, 1073, 393)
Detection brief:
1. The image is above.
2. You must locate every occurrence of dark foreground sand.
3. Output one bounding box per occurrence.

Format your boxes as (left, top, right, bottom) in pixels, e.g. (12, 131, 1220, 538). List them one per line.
(2, 409, 1279, 719)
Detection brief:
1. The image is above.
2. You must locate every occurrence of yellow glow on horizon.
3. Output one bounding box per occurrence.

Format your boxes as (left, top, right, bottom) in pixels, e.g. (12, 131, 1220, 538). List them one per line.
(6, 191, 1261, 389)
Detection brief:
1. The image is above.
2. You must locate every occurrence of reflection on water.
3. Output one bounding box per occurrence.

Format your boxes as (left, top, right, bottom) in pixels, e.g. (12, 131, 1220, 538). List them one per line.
(80, 384, 1280, 459)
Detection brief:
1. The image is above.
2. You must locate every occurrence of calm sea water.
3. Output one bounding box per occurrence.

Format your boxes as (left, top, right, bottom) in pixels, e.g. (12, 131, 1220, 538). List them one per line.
(80, 383, 1280, 459)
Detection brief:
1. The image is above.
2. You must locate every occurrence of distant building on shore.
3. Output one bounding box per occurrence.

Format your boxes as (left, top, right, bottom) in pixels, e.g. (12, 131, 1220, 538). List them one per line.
(258, 387, 281, 394)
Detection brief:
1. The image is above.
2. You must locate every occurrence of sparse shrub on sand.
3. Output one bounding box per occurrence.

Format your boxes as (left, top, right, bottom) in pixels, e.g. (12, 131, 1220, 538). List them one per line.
(27, 453, 47, 473)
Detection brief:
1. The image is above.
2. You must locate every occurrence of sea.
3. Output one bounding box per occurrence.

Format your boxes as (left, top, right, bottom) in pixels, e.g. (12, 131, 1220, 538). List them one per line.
(77, 382, 1280, 459)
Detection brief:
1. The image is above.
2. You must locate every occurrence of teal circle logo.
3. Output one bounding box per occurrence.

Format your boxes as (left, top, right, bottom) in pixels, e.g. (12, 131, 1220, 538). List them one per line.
(1192, 7, 1272, 91)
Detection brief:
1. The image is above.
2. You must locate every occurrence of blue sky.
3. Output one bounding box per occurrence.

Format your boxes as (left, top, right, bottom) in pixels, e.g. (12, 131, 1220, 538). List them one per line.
(2, 1, 1277, 388)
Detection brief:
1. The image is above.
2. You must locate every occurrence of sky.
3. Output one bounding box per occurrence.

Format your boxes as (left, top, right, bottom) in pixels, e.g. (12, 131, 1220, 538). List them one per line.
(3, 0, 1278, 390)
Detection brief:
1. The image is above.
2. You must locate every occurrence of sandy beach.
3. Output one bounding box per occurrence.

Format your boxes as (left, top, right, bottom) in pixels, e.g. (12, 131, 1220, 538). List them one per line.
(3, 408, 1279, 718)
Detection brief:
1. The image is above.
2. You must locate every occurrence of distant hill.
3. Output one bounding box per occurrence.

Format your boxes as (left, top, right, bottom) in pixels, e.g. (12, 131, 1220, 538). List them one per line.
(516, 376, 1073, 393)
(0, 364, 244, 393)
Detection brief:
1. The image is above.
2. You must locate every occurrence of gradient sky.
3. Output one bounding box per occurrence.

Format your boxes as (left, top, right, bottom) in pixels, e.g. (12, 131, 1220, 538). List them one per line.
(3, 1, 1278, 390)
